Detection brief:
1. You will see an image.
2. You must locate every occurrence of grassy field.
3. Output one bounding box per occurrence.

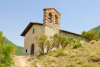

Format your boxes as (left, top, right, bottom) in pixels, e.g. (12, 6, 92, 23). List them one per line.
(32, 40, 100, 67)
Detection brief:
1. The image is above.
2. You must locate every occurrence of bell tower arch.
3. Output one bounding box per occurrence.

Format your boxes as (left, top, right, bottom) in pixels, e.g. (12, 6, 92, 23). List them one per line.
(43, 8, 61, 37)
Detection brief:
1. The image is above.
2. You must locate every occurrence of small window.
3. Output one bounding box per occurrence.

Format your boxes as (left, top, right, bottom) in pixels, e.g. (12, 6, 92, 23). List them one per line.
(48, 13, 52, 22)
(55, 15, 58, 24)
(33, 29, 35, 34)
(26, 49, 27, 53)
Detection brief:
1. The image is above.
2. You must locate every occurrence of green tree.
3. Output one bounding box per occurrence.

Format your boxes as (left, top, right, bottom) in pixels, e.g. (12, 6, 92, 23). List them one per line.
(38, 34, 46, 54)
(0, 31, 16, 66)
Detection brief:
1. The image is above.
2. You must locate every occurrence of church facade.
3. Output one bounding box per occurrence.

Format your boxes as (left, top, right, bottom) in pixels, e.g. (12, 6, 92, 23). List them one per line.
(21, 8, 85, 55)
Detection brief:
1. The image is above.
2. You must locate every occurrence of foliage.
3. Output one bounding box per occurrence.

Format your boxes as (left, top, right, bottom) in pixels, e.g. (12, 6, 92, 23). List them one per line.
(89, 56, 100, 62)
(91, 25, 100, 32)
(68, 37, 74, 45)
(38, 33, 82, 55)
(0, 31, 16, 66)
(35, 39, 100, 67)
(0, 44, 15, 66)
(0, 31, 23, 56)
(81, 30, 100, 42)
(15, 46, 23, 55)
(38, 34, 46, 54)
(45, 40, 51, 53)
(56, 48, 66, 56)
(72, 38, 82, 48)
(53, 33, 60, 48)
(53, 33, 69, 49)
(5, 39, 23, 55)
(73, 42, 81, 48)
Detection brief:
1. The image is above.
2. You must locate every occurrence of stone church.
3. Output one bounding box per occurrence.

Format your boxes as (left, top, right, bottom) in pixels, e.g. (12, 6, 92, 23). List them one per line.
(21, 8, 85, 55)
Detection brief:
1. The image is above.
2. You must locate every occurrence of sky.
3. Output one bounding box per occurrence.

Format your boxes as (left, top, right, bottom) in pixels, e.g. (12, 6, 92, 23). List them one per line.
(0, 0, 100, 47)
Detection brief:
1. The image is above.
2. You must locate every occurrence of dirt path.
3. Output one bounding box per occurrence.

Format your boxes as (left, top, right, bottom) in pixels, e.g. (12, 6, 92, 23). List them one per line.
(11, 56, 34, 67)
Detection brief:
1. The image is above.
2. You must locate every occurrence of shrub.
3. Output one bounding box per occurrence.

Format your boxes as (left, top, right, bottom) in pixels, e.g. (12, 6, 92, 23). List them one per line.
(89, 56, 100, 62)
(56, 49, 67, 56)
(70, 53, 76, 58)
(77, 60, 86, 64)
(90, 40, 96, 44)
(38, 34, 47, 54)
(73, 42, 82, 48)
(81, 30, 100, 42)
(90, 41, 94, 44)
(45, 40, 51, 53)
(0, 44, 15, 66)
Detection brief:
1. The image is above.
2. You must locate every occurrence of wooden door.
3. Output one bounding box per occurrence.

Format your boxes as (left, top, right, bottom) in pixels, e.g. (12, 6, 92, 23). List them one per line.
(31, 44, 34, 55)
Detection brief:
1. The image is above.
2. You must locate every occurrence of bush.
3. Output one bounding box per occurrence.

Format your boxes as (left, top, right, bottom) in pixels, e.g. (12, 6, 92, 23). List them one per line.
(81, 30, 100, 42)
(38, 34, 47, 54)
(56, 49, 67, 56)
(90, 40, 96, 44)
(70, 53, 76, 58)
(0, 44, 15, 66)
(89, 56, 100, 62)
(73, 42, 82, 48)
(0, 31, 16, 66)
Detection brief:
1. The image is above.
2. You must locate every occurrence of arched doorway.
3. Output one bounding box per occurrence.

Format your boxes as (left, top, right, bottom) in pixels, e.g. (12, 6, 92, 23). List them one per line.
(31, 44, 34, 55)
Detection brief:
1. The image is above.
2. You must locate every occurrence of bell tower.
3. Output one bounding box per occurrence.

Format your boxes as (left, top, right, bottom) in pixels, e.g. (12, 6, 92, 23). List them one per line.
(43, 8, 61, 37)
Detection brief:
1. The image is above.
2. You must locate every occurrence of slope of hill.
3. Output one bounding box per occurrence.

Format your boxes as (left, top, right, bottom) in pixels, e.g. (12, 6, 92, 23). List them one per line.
(91, 25, 100, 32)
(5, 38, 24, 55)
(32, 40, 100, 67)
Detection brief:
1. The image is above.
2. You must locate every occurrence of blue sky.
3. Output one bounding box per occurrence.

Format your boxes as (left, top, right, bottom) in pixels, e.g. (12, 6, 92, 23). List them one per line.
(0, 0, 100, 47)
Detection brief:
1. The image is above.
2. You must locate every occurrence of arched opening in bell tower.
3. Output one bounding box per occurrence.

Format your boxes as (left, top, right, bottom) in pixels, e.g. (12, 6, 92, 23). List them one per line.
(48, 13, 52, 22)
(54, 15, 58, 24)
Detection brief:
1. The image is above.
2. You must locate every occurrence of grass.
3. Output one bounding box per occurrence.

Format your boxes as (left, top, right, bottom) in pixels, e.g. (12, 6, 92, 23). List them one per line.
(56, 48, 67, 56)
(31, 40, 100, 67)
(82, 63, 98, 67)
(89, 56, 100, 62)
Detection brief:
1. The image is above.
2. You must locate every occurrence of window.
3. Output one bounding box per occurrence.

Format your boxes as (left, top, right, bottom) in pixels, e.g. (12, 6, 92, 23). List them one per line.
(55, 15, 58, 24)
(33, 29, 35, 34)
(48, 13, 52, 22)
(26, 49, 27, 53)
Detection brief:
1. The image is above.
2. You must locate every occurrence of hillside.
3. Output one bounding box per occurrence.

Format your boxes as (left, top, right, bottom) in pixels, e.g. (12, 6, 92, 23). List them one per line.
(91, 25, 100, 32)
(31, 40, 100, 67)
(5, 38, 23, 55)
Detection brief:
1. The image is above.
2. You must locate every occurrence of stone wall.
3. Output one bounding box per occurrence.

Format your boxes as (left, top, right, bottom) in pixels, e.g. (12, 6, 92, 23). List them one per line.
(59, 31, 85, 42)
(24, 25, 44, 55)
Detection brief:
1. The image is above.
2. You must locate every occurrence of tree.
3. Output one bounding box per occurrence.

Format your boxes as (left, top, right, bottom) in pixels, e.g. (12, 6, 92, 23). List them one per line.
(0, 31, 16, 66)
(38, 34, 46, 54)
